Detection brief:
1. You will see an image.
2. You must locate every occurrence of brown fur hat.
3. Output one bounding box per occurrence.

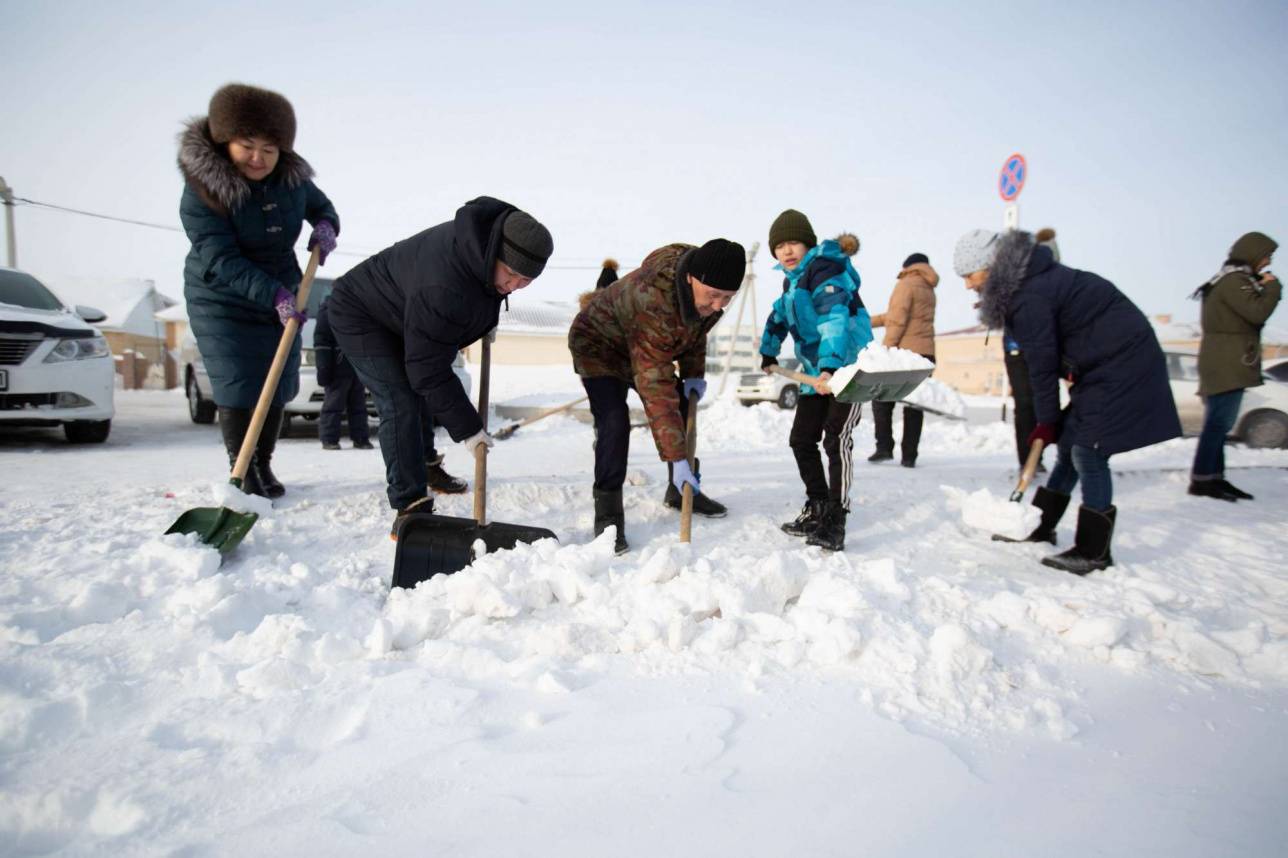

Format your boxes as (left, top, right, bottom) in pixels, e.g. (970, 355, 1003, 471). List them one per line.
(208, 83, 297, 151)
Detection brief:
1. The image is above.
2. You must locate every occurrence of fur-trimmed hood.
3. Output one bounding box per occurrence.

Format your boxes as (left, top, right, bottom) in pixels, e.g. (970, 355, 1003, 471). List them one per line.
(977, 230, 1040, 329)
(898, 261, 939, 288)
(177, 117, 314, 216)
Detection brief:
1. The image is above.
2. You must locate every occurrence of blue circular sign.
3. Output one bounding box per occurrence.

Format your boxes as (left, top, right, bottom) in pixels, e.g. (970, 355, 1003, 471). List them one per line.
(999, 154, 1027, 201)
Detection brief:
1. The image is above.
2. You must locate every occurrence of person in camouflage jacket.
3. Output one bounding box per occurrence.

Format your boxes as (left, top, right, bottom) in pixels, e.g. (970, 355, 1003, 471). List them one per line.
(569, 238, 747, 553)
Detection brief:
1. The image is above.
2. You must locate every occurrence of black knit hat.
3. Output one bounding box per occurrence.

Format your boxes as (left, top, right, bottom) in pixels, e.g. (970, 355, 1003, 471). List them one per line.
(208, 83, 297, 151)
(902, 253, 929, 268)
(768, 209, 817, 253)
(498, 211, 553, 279)
(596, 258, 619, 290)
(688, 239, 746, 292)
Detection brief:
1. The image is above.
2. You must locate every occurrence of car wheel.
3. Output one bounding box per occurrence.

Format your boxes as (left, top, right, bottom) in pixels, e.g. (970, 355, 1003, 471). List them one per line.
(739, 399, 755, 407)
(778, 385, 799, 410)
(187, 372, 216, 424)
(1240, 409, 1288, 449)
(65, 419, 111, 444)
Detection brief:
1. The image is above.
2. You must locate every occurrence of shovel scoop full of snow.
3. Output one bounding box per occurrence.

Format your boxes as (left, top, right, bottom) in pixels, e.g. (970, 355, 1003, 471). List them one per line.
(768, 344, 934, 405)
(944, 486, 1042, 541)
(164, 480, 271, 554)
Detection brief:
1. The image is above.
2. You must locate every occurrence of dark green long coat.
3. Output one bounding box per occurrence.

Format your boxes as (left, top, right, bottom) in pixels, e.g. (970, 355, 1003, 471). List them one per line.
(1198, 232, 1281, 397)
(177, 118, 339, 408)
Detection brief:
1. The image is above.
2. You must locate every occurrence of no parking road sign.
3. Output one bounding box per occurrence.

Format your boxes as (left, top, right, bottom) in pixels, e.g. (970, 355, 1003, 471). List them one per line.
(998, 153, 1027, 201)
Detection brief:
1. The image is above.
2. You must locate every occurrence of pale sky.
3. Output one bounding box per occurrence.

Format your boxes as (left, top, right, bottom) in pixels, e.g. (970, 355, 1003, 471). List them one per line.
(2, 0, 1285, 334)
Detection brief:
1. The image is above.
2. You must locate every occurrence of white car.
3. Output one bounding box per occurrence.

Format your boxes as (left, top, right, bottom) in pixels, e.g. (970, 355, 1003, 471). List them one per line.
(1166, 350, 1288, 448)
(737, 357, 801, 409)
(0, 267, 115, 443)
(182, 277, 472, 435)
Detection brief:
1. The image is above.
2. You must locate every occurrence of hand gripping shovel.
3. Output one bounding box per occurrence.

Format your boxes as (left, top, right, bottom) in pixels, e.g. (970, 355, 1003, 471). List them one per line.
(391, 333, 558, 589)
(493, 395, 589, 440)
(679, 389, 699, 543)
(769, 363, 932, 405)
(165, 248, 321, 553)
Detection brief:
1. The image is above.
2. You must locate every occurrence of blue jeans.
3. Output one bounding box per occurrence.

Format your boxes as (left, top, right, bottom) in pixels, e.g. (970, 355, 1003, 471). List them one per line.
(345, 352, 433, 510)
(1045, 438, 1113, 511)
(1191, 389, 1243, 480)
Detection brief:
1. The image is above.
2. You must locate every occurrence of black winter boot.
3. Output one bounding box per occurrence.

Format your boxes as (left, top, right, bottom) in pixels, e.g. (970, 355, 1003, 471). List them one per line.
(1042, 505, 1116, 575)
(427, 453, 468, 494)
(664, 459, 728, 518)
(806, 500, 848, 552)
(781, 499, 827, 537)
(252, 406, 286, 499)
(391, 496, 434, 540)
(593, 488, 629, 555)
(993, 486, 1071, 544)
(1219, 480, 1254, 500)
(1188, 479, 1240, 502)
(217, 406, 266, 498)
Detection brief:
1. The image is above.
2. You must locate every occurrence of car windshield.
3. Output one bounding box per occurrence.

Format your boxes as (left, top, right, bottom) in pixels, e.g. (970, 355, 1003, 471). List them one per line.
(0, 270, 65, 311)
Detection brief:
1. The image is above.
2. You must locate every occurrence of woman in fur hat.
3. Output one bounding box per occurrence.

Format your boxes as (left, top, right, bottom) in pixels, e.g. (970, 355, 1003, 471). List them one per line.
(177, 83, 340, 498)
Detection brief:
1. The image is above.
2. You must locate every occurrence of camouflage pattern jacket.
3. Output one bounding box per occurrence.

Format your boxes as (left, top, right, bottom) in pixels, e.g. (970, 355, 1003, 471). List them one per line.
(568, 243, 721, 462)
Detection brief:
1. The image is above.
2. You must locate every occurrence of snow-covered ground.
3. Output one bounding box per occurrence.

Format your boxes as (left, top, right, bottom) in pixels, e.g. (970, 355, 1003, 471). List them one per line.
(2, 374, 1287, 857)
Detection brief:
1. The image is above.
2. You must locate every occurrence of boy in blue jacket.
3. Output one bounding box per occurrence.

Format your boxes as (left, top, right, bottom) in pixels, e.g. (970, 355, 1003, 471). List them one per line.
(759, 209, 873, 551)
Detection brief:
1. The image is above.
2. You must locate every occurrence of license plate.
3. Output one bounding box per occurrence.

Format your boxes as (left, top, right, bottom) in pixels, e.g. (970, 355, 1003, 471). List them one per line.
(0, 369, 7, 391)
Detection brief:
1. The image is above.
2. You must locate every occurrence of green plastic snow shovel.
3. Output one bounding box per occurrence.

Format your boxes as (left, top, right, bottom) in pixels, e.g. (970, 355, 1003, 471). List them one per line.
(164, 247, 320, 553)
(768, 363, 933, 404)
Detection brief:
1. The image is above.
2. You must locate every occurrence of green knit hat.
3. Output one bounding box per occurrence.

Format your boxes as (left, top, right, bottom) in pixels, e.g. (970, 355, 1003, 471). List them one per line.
(1228, 231, 1277, 266)
(768, 209, 817, 253)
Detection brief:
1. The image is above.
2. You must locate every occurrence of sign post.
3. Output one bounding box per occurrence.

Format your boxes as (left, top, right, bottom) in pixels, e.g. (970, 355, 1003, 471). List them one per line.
(998, 153, 1026, 232)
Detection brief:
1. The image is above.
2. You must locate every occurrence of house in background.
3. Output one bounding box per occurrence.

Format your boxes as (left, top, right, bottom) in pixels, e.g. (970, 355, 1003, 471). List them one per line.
(51, 278, 179, 388)
(462, 299, 579, 365)
(934, 325, 1006, 395)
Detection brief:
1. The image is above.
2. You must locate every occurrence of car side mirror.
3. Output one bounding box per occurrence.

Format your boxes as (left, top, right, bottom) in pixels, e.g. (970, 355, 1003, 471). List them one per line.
(76, 305, 107, 324)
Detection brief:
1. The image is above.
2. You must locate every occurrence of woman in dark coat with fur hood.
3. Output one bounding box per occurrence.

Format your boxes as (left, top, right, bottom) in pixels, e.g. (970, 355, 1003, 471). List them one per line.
(953, 228, 1180, 575)
(177, 83, 340, 498)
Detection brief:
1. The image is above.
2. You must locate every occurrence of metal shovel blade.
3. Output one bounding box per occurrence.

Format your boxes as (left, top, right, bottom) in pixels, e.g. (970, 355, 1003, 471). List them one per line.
(833, 368, 934, 405)
(391, 512, 558, 590)
(165, 505, 260, 554)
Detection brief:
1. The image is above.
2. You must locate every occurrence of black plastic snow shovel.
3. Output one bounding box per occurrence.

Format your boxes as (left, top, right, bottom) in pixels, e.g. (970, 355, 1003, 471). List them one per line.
(165, 247, 321, 553)
(391, 334, 558, 589)
(768, 363, 931, 404)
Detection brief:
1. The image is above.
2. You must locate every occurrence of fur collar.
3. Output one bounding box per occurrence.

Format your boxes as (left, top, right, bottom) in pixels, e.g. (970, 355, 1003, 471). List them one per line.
(977, 230, 1036, 329)
(674, 247, 700, 324)
(898, 262, 939, 288)
(176, 117, 314, 215)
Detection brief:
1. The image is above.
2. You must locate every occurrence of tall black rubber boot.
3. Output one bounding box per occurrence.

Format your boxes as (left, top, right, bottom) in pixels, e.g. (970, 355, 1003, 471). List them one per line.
(253, 406, 286, 499)
(992, 486, 1071, 545)
(664, 459, 728, 518)
(593, 488, 629, 555)
(806, 500, 848, 552)
(217, 406, 266, 498)
(1042, 505, 1116, 575)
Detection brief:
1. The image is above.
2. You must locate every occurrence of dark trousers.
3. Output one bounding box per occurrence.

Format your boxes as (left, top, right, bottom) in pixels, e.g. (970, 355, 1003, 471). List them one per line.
(319, 375, 371, 445)
(1191, 389, 1243, 480)
(1045, 437, 1113, 511)
(583, 376, 692, 491)
(790, 393, 862, 509)
(871, 401, 924, 459)
(1005, 350, 1040, 468)
(344, 352, 431, 510)
(419, 406, 442, 462)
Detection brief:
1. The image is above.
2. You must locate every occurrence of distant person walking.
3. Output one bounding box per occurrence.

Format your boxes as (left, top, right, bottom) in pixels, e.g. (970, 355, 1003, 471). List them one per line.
(956, 227, 1180, 575)
(1188, 232, 1281, 501)
(178, 83, 340, 498)
(868, 252, 938, 467)
(313, 299, 372, 451)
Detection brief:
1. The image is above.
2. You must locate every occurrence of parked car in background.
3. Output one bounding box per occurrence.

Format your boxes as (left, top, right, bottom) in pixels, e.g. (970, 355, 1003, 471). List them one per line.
(182, 276, 472, 435)
(0, 267, 115, 443)
(1166, 350, 1288, 448)
(737, 357, 802, 409)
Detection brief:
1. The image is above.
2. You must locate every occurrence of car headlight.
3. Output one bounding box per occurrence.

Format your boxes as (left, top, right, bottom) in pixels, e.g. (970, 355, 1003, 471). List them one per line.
(43, 335, 110, 363)
(301, 348, 316, 367)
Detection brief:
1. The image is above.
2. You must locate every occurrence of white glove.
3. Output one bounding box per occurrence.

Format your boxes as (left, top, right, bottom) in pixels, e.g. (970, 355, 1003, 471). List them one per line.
(463, 429, 495, 454)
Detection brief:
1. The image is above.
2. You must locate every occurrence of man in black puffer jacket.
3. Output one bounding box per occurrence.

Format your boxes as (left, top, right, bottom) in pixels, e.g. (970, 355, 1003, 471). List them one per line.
(327, 197, 553, 533)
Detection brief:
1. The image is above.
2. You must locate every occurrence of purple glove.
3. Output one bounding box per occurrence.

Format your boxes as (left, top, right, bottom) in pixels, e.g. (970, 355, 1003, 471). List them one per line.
(681, 377, 707, 402)
(671, 458, 700, 494)
(274, 287, 307, 327)
(307, 220, 337, 265)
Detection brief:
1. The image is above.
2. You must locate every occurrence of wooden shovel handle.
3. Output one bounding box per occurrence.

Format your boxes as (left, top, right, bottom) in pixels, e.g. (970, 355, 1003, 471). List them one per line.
(232, 247, 320, 484)
(473, 333, 493, 524)
(768, 363, 833, 394)
(494, 395, 589, 439)
(1010, 439, 1046, 501)
(679, 389, 698, 543)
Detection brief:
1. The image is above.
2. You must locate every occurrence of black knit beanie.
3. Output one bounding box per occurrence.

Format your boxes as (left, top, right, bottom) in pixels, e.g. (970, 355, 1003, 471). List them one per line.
(768, 209, 817, 252)
(596, 258, 619, 290)
(902, 253, 929, 268)
(688, 239, 746, 292)
(498, 211, 553, 279)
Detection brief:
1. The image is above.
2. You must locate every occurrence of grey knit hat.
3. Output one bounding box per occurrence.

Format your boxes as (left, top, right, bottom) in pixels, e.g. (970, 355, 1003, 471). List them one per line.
(953, 229, 1000, 277)
(499, 211, 553, 279)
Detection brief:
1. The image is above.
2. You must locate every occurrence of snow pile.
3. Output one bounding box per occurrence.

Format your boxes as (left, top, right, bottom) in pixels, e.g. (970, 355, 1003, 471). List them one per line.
(902, 377, 967, 418)
(944, 485, 1041, 540)
(855, 343, 936, 372)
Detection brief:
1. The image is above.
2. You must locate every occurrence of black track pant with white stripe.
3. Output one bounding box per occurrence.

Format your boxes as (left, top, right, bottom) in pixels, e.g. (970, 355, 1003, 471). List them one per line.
(789, 393, 862, 510)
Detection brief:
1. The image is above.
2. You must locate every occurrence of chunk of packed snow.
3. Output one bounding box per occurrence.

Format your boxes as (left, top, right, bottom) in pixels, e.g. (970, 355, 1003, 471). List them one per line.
(945, 485, 1041, 540)
(856, 344, 936, 372)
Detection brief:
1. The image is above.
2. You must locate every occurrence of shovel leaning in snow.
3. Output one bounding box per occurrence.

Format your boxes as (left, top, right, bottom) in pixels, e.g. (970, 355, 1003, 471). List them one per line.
(493, 395, 589, 440)
(391, 334, 558, 589)
(768, 364, 932, 404)
(164, 247, 321, 554)
(679, 389, 699, 543)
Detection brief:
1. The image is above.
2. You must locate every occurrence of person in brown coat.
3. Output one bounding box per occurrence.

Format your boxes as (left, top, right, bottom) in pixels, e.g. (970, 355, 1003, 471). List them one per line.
(868, 253, 938, 466)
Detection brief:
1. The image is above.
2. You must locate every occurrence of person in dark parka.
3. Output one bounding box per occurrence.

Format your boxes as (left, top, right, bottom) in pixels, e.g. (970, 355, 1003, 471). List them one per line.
(327, 197, 552, 533)
(313, 299, 372, 450)
(178, 83, 340, 498)
(956, 228, 1181, 575)
(1188, 231, 1281, 501)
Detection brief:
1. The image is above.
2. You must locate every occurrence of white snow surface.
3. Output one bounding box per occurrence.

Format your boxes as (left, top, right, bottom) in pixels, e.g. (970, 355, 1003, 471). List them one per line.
(2, 378, 1287, 856)
(902, 377, 968, 418)
(946, 486, 1043, 540)
(855, 343, 937, 372)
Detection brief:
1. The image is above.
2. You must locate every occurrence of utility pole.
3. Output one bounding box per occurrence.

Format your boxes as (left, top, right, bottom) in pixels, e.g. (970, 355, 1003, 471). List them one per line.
(716, 241, 760, 396)
(0, 177, 15, 268)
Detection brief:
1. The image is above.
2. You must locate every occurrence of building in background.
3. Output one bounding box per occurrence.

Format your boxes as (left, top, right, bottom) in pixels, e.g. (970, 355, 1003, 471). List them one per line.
(462, 299, 579, 365)
(51, 278, 178, 388)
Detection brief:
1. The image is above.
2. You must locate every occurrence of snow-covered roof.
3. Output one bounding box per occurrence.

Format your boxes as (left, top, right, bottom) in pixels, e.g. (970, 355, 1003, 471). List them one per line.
(498, 299, 577, 336)
(155, 303, 189, 323)
(48, 278, 179, 337)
